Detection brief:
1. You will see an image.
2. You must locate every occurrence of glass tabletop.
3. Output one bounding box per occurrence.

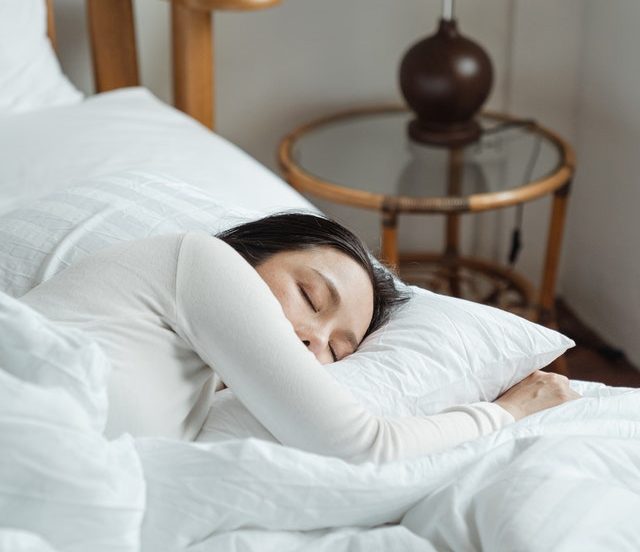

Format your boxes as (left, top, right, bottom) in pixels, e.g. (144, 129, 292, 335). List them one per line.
(290, 110, 563, 201)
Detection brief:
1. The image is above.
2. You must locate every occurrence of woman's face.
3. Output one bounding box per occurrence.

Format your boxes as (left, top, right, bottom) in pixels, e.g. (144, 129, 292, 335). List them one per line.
(256, 246, 374, 364)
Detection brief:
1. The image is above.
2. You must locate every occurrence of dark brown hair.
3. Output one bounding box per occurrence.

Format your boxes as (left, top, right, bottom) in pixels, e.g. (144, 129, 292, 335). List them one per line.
(216, 212, 410, 339)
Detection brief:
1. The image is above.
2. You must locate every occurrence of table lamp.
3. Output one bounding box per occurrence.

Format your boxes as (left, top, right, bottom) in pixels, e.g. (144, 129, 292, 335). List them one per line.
(399, 0, 494, 147)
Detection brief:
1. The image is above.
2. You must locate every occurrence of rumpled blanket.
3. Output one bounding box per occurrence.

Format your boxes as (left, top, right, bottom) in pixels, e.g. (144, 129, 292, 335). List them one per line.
(1, 292, 639, 552)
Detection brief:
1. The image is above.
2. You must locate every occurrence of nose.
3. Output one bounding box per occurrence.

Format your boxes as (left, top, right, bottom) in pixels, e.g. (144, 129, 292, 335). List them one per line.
(301, 335, 326, 357)
(296, 326, 329, 360)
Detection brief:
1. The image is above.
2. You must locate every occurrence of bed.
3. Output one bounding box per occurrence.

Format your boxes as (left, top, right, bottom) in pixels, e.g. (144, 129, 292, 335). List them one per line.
(1, 2, 640, 551)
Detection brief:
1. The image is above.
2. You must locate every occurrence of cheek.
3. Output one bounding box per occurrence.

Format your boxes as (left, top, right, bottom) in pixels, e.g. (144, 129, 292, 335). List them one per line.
(255, 262, 305, 328)
(283, 293, 307, 327)
(268, 280, 304, 326)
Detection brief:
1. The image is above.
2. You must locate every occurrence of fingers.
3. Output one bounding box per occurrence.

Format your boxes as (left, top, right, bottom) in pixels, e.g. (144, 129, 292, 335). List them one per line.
(540, 371, 581, 401)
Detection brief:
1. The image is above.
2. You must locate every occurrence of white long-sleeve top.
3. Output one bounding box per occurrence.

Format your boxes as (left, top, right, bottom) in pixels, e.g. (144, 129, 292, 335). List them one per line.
(21, 232, 513, 463)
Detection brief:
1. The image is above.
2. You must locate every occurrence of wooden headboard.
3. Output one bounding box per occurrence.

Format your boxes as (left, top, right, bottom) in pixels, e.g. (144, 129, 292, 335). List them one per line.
(45, 0, 280, 130)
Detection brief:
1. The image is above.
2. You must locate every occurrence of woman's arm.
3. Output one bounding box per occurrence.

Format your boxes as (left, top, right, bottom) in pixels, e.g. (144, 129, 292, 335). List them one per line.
(174, 232, 513, 463)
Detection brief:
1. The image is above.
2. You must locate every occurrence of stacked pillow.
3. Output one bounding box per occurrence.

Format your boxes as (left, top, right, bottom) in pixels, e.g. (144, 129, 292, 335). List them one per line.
(0, 171, 262, 297)
(0, 171, 574, 428)
(0, 86, 313, 216)
(0, 0, 82, 115)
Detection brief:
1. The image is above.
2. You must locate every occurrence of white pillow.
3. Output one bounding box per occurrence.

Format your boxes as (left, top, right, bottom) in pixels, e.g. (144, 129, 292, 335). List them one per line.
(0, 0, 82, 116)
(330, 287, 574, 416)
(0, 172, 574, 428)
(0, 86, 312, 215)
(0, 171, 267, 297)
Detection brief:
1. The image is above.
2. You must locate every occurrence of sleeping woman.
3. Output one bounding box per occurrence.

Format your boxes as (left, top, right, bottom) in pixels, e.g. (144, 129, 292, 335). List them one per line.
(20, 213, 579, 463)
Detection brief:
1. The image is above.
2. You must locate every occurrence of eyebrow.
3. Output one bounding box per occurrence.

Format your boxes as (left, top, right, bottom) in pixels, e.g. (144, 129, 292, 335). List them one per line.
(312, 268, 360, 352)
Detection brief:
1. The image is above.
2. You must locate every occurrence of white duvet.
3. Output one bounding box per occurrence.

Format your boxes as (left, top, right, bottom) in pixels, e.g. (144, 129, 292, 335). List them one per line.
(1, 293, 640, 552)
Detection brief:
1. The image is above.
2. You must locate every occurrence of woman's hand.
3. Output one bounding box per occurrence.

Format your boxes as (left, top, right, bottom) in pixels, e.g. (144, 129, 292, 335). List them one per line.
(494, 370, 581, 421)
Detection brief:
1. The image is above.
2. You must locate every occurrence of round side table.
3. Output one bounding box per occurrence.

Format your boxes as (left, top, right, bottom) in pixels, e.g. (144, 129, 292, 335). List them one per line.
(278, 106, 575, 328)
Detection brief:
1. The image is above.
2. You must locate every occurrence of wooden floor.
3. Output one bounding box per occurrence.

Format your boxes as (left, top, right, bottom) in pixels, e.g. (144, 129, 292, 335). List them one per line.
(556, 299, 640, 387)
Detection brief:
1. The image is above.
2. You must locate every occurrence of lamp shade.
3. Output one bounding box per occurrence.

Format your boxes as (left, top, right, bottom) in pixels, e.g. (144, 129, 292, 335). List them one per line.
(399, 18, 493, 147)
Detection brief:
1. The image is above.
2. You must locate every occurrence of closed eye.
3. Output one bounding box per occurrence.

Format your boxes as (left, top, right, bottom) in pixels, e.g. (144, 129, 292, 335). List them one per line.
(329, 344, 338, 362)
(299, 284, 317, 312)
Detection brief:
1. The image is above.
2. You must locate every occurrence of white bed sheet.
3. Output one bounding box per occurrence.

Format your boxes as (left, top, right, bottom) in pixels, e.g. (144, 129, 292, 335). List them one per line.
(0, 87, 311, 214)
(2, 291, 639, 552)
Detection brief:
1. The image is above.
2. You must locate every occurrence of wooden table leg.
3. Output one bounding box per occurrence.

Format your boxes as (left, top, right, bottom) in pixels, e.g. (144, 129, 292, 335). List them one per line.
(381, 209, 399, 271)
(538, 181, 572, 376)
(538, 181, 572, 325)
(445, 148, 464, 296)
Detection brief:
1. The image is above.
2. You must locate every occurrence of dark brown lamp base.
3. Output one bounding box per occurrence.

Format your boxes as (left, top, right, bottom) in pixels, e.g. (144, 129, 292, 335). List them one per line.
(408, 118, 482, 148)
(399, 18, 493, 149)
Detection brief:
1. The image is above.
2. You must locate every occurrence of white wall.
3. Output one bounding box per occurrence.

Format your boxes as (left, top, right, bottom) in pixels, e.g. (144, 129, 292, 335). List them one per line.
(561, 0, 640, 367)
(52, 0, 638, 366)
(504, 0, 583, 290)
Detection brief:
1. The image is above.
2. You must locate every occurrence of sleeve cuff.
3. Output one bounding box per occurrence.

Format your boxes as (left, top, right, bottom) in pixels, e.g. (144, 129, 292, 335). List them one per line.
(442, 401, 515, 435)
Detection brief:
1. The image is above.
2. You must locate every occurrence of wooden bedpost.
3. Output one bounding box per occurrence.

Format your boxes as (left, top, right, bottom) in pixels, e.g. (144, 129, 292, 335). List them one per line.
(48, 0, 279, 126)
(169, 0, 281, 130)
(46, 0, 58, 51)
(171, 2, 214, 129)
(86, 0, 140, 92)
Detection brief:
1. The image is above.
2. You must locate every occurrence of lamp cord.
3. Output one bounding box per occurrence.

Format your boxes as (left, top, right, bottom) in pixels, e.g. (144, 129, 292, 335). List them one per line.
(480, 118, 542, 267)
(509, 132, 542, 266)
